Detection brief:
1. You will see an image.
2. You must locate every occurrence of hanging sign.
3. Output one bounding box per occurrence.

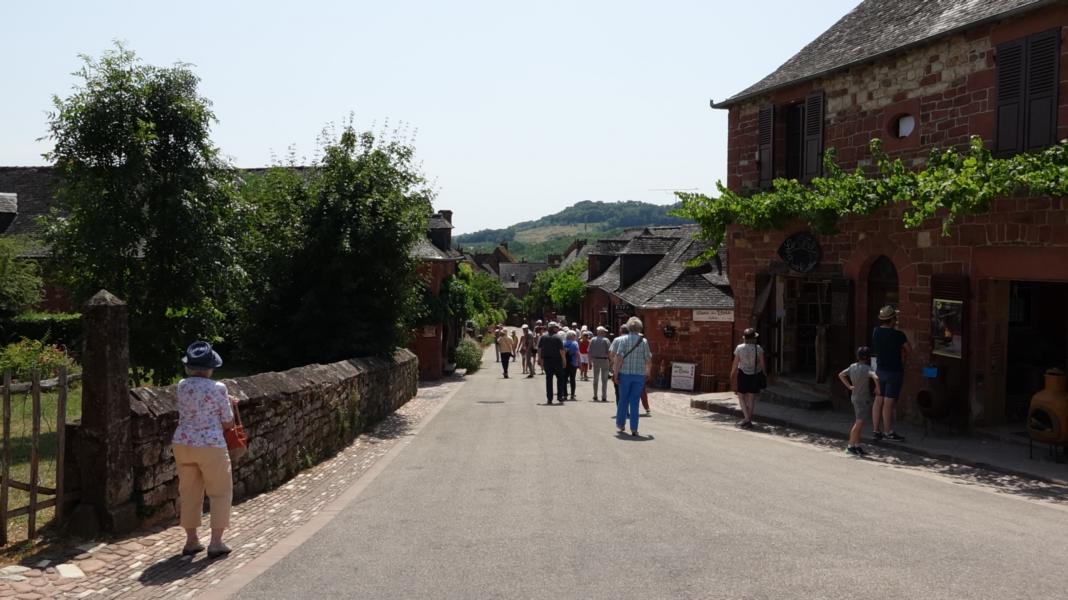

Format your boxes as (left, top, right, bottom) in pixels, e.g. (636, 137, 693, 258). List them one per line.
(778, 232, 822, 273)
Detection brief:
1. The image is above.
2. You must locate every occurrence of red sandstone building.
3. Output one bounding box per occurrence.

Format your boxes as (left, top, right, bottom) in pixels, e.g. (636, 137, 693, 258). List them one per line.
(581, 226, 735, 389)
(715, 0, 1068, 426)
(410, 210, 464, 380)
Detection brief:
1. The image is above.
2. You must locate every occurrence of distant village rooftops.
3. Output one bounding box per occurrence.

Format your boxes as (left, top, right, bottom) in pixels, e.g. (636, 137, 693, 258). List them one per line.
(715, 0, 1048, 107)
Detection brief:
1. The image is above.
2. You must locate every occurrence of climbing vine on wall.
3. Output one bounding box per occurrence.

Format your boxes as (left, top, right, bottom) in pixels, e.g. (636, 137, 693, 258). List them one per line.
(675, 137, 1068, 257)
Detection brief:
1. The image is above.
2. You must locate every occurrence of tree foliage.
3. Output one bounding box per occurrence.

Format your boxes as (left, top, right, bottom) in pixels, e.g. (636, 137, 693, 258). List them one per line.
(523, 262, 586, 318)
(43, 44, 240, 383)
(237, 123, 433, 369)
(675, 137, 1068, 258)
(438, 263, 507, 333)
(0, 237, 43, 324)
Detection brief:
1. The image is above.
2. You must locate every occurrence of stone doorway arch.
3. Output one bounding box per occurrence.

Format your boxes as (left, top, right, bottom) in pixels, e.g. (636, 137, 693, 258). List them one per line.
(866, 255, 900, 339)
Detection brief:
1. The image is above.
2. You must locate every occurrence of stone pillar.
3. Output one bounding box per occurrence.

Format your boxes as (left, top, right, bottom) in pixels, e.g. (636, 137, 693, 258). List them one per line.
(71, 290, 137, 534)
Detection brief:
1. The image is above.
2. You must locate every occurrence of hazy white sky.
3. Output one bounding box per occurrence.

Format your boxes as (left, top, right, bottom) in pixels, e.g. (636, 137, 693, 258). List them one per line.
(1, 0, 858, 234)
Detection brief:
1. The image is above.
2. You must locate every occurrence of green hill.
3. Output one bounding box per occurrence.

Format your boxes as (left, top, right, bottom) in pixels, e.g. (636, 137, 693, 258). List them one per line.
(455, 200, 690, 261)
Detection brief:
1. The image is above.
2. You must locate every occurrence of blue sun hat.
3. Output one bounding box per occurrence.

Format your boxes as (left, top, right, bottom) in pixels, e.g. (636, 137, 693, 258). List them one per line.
(182, 341, 223, 369)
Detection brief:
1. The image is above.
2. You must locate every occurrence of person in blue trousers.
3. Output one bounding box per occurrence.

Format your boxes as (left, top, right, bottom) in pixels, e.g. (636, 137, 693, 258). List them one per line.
(610, 317, 652, 436)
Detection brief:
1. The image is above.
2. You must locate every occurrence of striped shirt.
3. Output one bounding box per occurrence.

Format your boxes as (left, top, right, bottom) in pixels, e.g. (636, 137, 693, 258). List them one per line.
(613, 334, 652, 375)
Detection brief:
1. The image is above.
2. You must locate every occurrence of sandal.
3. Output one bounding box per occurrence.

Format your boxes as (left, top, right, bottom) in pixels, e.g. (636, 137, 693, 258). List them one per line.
(207, 544, 232, 559)
(181, 543, 205, 556)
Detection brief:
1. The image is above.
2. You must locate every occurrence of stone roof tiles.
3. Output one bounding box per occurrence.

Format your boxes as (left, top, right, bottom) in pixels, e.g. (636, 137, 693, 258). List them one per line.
(428, 214, 453, 230)
(716, 0, 1050, 107)
(498, 262, 549, 285)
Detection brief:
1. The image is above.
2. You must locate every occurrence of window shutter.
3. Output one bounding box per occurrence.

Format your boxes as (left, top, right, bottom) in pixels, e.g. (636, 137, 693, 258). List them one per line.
(995, 38, 1026, 156)
(802, 91, 824, 181)
(757, 105, 774, 189)
(1025, 28, 1060, 150)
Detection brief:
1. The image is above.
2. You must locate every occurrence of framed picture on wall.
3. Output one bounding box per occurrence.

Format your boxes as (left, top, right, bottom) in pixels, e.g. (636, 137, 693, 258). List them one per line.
(932, 298, 963, 358)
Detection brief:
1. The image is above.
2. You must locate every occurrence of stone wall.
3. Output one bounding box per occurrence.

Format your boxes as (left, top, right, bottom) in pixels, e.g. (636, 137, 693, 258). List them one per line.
(106, 350, 416, 527)
(639, 308, 735, 389)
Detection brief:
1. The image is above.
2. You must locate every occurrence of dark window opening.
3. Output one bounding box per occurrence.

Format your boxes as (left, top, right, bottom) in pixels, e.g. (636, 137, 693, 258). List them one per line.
(785, 103, 805, 180)
(996, 28, 1060, 156)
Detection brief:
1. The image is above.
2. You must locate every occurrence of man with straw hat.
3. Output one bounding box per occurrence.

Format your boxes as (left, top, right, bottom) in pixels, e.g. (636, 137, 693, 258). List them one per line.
(871, 305, 911, 442)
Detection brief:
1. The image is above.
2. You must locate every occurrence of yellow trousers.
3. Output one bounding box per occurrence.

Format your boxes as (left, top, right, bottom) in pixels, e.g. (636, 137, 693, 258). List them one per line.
(172, 444, 233, 529)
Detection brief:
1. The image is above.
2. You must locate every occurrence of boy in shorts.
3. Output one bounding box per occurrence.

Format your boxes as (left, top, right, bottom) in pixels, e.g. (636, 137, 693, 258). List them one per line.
(838, 346, 881, 456)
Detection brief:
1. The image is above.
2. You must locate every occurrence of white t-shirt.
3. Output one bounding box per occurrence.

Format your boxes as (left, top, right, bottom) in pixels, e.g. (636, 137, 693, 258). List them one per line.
(173, 377, 234, 448)
(734, 343, 764, 376)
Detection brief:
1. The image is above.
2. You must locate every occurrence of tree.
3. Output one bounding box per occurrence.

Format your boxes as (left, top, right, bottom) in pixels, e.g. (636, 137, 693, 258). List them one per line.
(241, 123, 433, 368)
(43, 45, 240, 383)
(548, 263, 585, 315)
(0, 237, 43, 323)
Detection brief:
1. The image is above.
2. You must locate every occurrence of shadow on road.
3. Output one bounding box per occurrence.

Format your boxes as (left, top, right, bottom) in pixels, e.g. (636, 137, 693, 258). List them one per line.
(139, 553, 216, 586)
(696, 411, 1068, 504)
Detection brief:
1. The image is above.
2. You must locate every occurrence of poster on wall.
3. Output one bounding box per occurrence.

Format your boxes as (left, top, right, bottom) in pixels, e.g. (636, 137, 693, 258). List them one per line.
(670, 362, 696, 391)
(693, 309, 734, 322)
(931, 298, 963, 358)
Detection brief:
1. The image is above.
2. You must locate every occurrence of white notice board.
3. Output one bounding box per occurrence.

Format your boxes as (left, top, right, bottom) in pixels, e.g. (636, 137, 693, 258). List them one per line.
(693, 309, 734, 322)
(671, 362, 696, 391)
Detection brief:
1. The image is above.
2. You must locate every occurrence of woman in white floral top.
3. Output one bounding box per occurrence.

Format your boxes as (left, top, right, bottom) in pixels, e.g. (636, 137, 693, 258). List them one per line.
(173, 341, 238, 559)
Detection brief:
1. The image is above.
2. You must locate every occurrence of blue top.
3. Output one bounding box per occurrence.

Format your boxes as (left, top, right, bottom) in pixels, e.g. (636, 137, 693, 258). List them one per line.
(564, 340, 580, 367)
(871, 326, 908, 372)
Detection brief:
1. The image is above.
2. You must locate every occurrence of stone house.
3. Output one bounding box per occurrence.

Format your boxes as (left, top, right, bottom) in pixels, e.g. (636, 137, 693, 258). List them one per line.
(410, 210, 464, 380)
(581, 225, 735, 390)
(0, 166, 70, 310)
(715, 0, 1068, 426)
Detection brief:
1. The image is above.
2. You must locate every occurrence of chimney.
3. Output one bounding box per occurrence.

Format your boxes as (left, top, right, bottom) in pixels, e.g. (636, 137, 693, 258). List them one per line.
(0, 193, 16, 234)
(438, 210, 453, 225)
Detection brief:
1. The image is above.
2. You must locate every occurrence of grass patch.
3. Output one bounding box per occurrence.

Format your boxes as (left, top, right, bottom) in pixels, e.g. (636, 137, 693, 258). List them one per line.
(1, 384, 82, 546)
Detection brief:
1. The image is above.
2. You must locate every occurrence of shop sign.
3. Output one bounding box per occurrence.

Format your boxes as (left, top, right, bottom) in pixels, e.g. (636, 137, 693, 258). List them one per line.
(670, 362, 696, 391)
(693, 309, 734, 322)
(778, 232, 822, 273)
(614, 303, 631, 312)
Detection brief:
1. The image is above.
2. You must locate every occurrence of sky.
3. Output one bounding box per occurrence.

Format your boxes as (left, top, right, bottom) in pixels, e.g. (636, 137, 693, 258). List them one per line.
(0, 0, 859, 234)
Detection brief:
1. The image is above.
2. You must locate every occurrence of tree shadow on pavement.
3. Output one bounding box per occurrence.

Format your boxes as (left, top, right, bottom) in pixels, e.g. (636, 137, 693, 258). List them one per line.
(697, 411, 1068, 505)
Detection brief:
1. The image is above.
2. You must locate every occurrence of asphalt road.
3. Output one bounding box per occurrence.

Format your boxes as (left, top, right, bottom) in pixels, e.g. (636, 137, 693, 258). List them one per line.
(234, 348, 1068, 600)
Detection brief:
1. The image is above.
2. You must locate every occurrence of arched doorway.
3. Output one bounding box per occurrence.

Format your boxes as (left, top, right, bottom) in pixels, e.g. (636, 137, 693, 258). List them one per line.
(866, 256, 899, 339)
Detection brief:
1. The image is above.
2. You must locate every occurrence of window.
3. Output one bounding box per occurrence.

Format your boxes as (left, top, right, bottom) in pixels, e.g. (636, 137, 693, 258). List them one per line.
(757, 90, 824, 188)
(890, 114, 916, 139)
(996, 28, 1060, 156)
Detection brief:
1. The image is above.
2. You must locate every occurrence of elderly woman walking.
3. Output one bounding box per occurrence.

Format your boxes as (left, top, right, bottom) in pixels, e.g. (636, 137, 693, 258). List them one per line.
(173, 341, 238, 558)
(611, 317, 653, 436)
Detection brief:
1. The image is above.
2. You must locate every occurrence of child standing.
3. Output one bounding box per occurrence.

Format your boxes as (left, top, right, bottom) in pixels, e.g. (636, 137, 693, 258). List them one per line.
(838, 346, 881, 456)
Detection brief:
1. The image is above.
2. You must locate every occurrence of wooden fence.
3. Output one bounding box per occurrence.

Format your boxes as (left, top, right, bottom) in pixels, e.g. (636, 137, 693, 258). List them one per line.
(0, 367, 77, 545)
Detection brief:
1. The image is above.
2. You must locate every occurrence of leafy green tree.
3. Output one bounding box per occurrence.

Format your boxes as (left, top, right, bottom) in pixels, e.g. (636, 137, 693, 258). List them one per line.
(522, 268, 556, 319)
(243, 124, 433, 368)
(0, 237, 43, 323)
(43, 45, 240, 383)
(548, 262, 586, 314)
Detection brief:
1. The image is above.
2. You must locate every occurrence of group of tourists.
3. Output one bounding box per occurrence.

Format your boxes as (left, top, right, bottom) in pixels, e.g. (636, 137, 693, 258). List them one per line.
(732, 304, 912, 456)
(494, 317, 653, 436)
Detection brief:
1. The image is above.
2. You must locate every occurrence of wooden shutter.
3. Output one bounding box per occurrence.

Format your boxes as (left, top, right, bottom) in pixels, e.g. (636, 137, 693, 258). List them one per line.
(995, 38, 1026, 156)
(1025, 28, 1060, 150)
(802, 91, 824, 181)
(757, 105, 774, 189)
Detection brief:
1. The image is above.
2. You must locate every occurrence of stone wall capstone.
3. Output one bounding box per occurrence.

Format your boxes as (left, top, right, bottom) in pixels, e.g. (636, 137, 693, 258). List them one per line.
(125, 350, 417, 527)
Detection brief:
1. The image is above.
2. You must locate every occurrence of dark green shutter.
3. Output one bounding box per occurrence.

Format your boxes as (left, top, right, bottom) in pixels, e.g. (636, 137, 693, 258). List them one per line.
(995, 38, 1026, 156)
(1025, 28, 1060, 150)
(802, 91, 824, 181)
(758, 105, 774, 189)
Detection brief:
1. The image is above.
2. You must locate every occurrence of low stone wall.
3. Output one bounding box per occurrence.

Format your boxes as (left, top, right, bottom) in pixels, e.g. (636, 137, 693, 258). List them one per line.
(122, 350, 417, 526)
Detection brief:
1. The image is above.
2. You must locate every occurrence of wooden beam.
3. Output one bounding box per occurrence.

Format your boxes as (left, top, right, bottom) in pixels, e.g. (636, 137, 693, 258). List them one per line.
(56, 366, 67, 526)
(28, 370, 40, 538)
(1, 370, 10, 546)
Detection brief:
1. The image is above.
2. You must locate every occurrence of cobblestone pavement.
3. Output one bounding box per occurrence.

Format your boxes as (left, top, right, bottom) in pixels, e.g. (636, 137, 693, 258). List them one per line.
(0, 378, 463, 600)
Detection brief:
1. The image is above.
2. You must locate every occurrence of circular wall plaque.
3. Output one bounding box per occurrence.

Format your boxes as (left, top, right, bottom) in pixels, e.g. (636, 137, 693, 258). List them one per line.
(778, 232, 822, 273)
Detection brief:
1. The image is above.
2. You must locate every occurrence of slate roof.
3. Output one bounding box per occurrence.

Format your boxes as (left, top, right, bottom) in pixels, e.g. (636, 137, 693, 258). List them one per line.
(559, 242, 591, 270)
(498, 262, 549, 286)
(0, 167, 57, 238)
(411, 238, 463, 261)
(618, 235, 679, 256)
(587, 226, 732, 310)
(715, 0, 1051, 107)
(428, 214, 454, 230)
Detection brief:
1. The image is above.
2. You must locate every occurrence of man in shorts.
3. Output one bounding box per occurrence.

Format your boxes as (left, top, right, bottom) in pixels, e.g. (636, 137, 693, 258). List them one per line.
(871, 305, 911, 441)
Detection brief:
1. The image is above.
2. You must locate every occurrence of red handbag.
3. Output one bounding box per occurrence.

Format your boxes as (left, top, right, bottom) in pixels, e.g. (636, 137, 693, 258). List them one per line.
(224, 402, 248, 461)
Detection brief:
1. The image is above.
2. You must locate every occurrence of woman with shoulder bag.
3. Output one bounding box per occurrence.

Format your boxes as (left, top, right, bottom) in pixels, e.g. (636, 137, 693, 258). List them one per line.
(730, 328, 767, 429)
(172, 341, 239, 559)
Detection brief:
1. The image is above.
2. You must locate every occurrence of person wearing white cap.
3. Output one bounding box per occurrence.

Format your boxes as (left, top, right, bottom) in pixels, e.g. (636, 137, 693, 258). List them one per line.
(588, 326, 611, 401)
(518, 324, 534, 375)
